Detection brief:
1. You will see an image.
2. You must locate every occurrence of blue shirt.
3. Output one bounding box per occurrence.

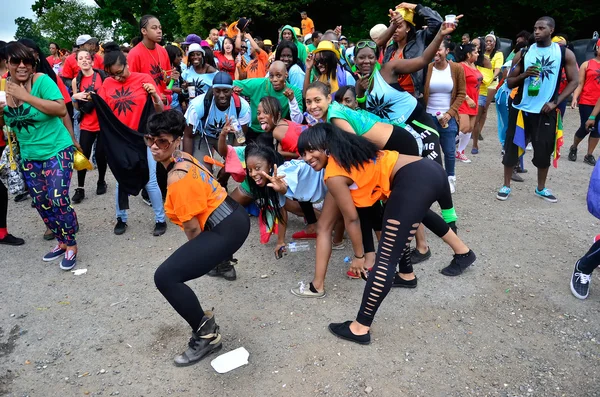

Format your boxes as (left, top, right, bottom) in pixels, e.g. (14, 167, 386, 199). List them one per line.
(182, 68, 218, 97)
(185, 93, 251, 138)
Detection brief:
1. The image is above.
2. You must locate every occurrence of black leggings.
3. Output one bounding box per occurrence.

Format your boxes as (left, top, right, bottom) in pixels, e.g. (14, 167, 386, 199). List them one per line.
(77, 129, 107, 187)
(299, 201, 318, 224)
(577, 239, 600, 274)
(357, 202, 383, 254)
(0, 146, 7, 229)
(357, 158, 453, 327)
(154, 203, 250, 331)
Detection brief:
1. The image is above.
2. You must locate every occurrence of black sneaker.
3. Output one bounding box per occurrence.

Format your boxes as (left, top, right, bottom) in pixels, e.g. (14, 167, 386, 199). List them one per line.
(153, 221, 167, 236)
(392, 274, 418, 288)
(584, 154, 596, 166)
(570, 260, 591, 300)
(410, 247, 431, 264)
(96, 181, 107, 195)
(478, 134, 483, 141)
(328, 321, 371, 345)
(441, 250, 476, 276)
(114, 217, 128, 235)
(515, 165, 528, 173)
(207, 260, 237, 281)
(511, 169, 524, 182)
(568, 146, 577, 162)
(14, 193, 29, 203)
(72, 188, 85, 204)
(141, 189, 152, 206)
(174, 310, 222, 367)
(0, 234, 25, 246)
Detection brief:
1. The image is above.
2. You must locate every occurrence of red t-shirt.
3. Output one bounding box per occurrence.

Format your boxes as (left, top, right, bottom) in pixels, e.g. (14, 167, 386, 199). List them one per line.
(280, 120, 307, 155)
(127, 43, 171, 96)
(60, 53, 104, 80)
(46, 55, 61, 68)
(97, 72, 156, 130)
(459, 63, 483, 116)
(214, 52, 236, 80)
(77, 72, 104, 132)
(579, 59, 600, 106)
(56, 78, 71, 104)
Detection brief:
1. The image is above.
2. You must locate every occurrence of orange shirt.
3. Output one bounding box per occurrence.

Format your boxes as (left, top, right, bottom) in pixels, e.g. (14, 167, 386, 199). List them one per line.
(301, 17, 314, 36)
(391, 50, 415, 94)
(246, 49, 269, 78)
(164, 158, 227, 230)
(324, 150, 399, 207)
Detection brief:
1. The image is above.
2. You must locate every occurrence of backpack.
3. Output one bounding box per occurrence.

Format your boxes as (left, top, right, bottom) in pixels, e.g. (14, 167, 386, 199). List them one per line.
(513, 44, 566, 106)
(76, 69, 107, 117)
(199, 87, 242, 131)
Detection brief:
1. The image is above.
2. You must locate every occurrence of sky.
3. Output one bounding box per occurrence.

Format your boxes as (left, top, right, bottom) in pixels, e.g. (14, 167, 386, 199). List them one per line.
(0, 0, 97, 42)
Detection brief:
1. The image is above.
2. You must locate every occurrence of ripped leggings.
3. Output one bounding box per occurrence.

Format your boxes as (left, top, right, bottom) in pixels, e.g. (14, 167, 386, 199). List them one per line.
(357, 158, 453, 327)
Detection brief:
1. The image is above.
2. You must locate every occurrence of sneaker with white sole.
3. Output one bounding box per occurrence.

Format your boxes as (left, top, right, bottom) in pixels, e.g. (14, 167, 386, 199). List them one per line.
(570, 260, 591, 300)
(448, 175, 456, 194)
(332, 241, 345, 250)
(43, 245, 66, 262)
(291, 281, 326, 298)
(456, 151, 471, 163)
(496, 186, 511, 201)
(59, 249, 77, 270)
(535, 187, 557, 203)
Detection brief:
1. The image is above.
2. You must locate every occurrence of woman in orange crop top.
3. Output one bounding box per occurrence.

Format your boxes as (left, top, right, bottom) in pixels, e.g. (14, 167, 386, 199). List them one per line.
(146, 110, 250, 366)
(297, 123, 476, 345)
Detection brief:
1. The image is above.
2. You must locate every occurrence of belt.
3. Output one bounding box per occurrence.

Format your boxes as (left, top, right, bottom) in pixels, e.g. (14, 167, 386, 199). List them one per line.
(204, 196, 238, 231)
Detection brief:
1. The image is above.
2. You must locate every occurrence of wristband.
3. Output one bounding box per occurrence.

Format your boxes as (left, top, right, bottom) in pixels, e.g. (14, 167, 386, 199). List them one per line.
(441, 207, 458, 224)
(590, 116, 597, 121)
(354, 253, 365, 259)
(356, 95, 366, 104)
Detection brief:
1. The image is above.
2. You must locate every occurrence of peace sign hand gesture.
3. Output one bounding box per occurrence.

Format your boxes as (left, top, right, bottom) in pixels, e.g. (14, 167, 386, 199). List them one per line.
(259, 164, 287, 194)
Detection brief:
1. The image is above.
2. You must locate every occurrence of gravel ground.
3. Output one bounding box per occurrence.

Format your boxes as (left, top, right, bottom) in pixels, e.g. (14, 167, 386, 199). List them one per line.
(1, 106, 599, 397)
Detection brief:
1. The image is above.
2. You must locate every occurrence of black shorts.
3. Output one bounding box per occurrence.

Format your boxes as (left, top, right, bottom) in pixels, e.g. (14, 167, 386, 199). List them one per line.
(502, 106, 557, 169)
(406, 103, 442, 166)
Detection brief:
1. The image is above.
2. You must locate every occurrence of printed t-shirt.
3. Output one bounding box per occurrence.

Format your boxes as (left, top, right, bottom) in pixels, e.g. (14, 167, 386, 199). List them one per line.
(77, 72, 103, 132)
(60, 53, 104, 80)
(246, 49, 269, 78)
(97, 72, 156, 130)
(165, 157, 227, 231)
(182, 68, 217, 97)
(327, 102, 381, 136)
(185, 93, 251, 138)
(214, 52, 236, 80)
(459, 63, 483, 116)
(127, 43, 171, 96)
(233, 78, 303, 132)
(3, 74, 73, 160)
(579, 59, 600, 106)
(46, 56, 62, 74)
(301, 17, 314, 36)
(324, 150, 399, 208)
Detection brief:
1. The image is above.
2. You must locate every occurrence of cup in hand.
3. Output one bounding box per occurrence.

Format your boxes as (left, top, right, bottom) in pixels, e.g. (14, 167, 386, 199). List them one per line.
(444, 14, 456, 25)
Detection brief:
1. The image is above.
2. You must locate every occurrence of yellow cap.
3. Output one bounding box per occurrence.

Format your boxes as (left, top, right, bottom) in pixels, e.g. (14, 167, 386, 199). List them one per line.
(293, 27, 301, 36)
(552, 36, 565, 44)
(263, 39, 273, 46)
(396, 7, 415, 26)
(312, 40, 340, 60)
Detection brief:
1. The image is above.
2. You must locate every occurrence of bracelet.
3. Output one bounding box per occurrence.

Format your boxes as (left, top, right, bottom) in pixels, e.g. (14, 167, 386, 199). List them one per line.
(356, 95, 366, 104)
(354, 253, 365, 259)
(590, 116, 597, 121)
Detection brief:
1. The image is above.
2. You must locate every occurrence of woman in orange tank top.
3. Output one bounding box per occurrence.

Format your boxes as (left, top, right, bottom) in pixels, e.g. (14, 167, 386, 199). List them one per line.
(146, 110, 250, 367)
(297, 123, 476, 345)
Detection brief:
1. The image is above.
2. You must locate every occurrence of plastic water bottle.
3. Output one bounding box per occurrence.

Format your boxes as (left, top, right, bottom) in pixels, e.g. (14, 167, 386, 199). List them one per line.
(527, 62, 542, 97)
(288, 242, 310, 252)
(229, 116, 245, 144)
(436, 112, 448, 128)
(304, 112, 319, 126)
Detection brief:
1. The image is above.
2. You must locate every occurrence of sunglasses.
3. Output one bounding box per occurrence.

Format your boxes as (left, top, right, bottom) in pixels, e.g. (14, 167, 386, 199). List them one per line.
(9, 58, 35, 67)
(107, 66, 126, 78)
(356, 41, 376, 49)
(144, 135, 176, 149)
(314, 58, 326, 66)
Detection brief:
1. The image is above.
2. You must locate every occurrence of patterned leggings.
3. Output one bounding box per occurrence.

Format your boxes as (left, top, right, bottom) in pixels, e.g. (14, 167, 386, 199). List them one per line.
(21, 146, 79, 246)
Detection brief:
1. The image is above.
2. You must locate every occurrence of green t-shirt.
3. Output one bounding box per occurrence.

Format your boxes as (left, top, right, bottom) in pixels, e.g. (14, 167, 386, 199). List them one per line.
(307, 44, 316, 53)
(233, 78, 303, 133)
(326, 102, 384, 136)
(3, 74, 73, 160)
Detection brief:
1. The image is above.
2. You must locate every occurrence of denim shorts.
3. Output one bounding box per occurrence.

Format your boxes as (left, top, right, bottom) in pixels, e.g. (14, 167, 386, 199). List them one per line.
(478, 94, 487, 107)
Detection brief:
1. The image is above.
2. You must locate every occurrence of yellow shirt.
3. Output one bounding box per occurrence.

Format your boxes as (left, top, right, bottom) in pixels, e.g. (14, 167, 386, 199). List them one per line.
(478, 52, 504, 95)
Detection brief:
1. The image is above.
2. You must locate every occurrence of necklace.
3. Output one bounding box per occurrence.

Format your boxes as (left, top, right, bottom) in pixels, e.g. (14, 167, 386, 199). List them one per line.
(142, 42, 169, 80)
(8, 75, 33, 108)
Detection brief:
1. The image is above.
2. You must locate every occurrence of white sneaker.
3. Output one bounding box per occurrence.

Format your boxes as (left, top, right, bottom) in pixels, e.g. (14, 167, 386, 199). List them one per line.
(448, 176, 456, 194)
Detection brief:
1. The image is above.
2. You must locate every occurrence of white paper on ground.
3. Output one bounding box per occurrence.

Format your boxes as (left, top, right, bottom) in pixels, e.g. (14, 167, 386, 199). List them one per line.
(72, 269, 88, 275)
(210, 347, 249, 373)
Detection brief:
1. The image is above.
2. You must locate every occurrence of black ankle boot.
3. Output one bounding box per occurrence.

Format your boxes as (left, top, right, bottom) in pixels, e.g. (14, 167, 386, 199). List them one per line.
(207, 260, 237, 281)
(174, 310, 222, 366)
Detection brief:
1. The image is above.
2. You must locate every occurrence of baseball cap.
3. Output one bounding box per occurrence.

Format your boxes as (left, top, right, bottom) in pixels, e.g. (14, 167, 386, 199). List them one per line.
(76, 35, 93, 46)
(182, 34, 202, 45)
(304, 34, 312, 42)
(263, 39, 273, 46)
(370, 24, 387, 41)
(212, 71, 233, 89)
(187, 43, 205, 56)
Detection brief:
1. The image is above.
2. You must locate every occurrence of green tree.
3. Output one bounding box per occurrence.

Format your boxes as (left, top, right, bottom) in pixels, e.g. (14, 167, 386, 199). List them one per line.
(37, 0, 112, 49)
(14, 17, 50, 55)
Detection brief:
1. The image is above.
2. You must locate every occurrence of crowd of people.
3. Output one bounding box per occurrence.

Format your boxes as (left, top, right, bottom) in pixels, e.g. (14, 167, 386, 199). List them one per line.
(1, 4, 599, 366)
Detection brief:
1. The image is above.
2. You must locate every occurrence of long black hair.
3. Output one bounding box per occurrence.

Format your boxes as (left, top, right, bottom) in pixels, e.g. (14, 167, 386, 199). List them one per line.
(202, 46, 217, 68)
(103, 42, 127, 69)
(334, 85, 355, 104)
(474, 37, 487, 68)
(454, 43, 476, 63)
(313, 49, 338, 80)
(165, 45, 182, 72)
(244, 140, 286, 226)
(18, 38, 57, 83)
(297, 123, 380, 173)
(275, 40, 305, 72)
